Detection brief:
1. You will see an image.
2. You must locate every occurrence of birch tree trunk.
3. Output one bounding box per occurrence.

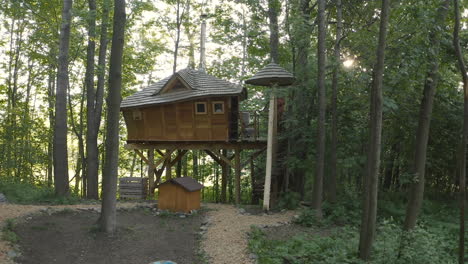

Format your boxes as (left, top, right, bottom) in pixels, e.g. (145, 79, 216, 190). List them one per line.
(54, 0, 73, 196)
(100, 0, 126, 233)
(358, 0, 390, 260)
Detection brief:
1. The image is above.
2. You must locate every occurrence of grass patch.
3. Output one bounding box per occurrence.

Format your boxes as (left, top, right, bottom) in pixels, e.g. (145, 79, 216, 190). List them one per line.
(2, 219, 18, 243)
(0, 180, 82, 205)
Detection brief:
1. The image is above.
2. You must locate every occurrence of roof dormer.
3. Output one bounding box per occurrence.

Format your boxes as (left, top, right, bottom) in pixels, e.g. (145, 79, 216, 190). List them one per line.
(156, 74, 192, 95)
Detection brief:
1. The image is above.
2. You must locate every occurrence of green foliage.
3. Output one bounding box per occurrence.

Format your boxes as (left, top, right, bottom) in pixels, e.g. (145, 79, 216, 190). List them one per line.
(0, 180, 81, 204)
(277, 191, 301, 210)
(249, 219, 458, 264)
(2, 219, 18, 243)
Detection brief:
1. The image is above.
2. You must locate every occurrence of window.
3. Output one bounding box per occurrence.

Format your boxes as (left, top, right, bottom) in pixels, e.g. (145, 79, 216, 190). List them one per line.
(132, 110, 142, 120)
(212, 101, 224, 114)
(195, 102, 207, 114)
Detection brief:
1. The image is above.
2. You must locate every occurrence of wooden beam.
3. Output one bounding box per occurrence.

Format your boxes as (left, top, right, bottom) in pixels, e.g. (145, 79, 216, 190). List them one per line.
(169, 150, 188, 167)
(125, 140, 266, 151)
(240, 147, 266, 170)
(204, 149, 222, 165)
(208, 148, 234, 168)
(155, 149, 164, 156)
(134, 149, 156, 170)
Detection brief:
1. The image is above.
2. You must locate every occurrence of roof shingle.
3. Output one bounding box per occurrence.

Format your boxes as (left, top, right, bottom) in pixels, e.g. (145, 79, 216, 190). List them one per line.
(121, 68, 243, 109)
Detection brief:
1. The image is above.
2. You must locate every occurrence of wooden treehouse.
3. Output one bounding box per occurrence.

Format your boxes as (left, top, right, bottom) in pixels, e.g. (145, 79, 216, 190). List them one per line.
(120, 67, 267, 204)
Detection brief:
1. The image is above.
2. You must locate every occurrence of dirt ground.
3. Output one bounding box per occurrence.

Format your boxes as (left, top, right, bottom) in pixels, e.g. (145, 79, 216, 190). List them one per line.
(0, 202, 149, 264)
(1, 202, 297, 264)
(201, 204, 296, 264)
(12, 208, 202, 264)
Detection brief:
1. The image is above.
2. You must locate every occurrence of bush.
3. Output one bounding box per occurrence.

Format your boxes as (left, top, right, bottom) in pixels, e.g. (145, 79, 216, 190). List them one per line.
(249, 218, 459, 264)
(0, 180, 81, 204)
(277, 191, 301, 210)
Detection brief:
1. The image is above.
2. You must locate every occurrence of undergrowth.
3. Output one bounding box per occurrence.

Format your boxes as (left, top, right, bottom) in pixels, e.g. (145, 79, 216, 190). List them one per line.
(249, 193, 462, 264)
(0, 180, 81, 204)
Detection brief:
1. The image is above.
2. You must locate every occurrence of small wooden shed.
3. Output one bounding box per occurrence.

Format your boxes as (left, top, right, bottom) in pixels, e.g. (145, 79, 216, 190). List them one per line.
(158, 177, 203, 213)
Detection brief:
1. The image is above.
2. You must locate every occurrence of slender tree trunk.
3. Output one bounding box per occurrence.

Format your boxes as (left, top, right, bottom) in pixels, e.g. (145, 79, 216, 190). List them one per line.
(85, 0, 99, 199)
(54, 0, 73, 196)
(148, 149, 155, 195)
(268, 0, 279, 63)
(47, 66, 56, 187)
(328, 0, 342, 203)
(453, 0, 467, 262)
(100, 0, 126, 233)
(358, 0, 390, 260)
(404, 0, 450, 230)
(311, 0, 327, 218)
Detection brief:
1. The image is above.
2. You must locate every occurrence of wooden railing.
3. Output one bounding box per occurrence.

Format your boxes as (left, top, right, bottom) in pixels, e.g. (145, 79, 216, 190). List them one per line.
(237, 110, 268, 141)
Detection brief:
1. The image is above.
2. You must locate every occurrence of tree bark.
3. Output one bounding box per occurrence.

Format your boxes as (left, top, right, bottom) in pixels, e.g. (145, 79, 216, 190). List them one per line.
(311, 0, 327, 218)
(85, 0, 98, 199)
(404, 0, 450, 230)
(100, 0, 126, 233)
(328, 0, 343, 203)
(453, 0, 467, 262)
(358, 0, 390, 260)
(268, 0, 279, 63)
(53, 0, 73, 196)
(221, 149, 227, 203)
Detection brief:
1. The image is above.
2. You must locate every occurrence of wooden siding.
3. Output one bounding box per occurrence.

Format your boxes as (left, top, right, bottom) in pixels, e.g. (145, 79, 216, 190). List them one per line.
(158, 183, 201, 213)
(123, 97, 232, 141)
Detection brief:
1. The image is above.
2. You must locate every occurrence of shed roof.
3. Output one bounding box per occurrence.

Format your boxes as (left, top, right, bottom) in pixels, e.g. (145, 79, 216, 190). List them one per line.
(160, 177, 204, 192)
(121, 68, 244, 109)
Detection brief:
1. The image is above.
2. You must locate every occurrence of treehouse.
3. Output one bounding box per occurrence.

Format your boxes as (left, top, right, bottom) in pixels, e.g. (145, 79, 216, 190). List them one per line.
(120, 68, 248, 142)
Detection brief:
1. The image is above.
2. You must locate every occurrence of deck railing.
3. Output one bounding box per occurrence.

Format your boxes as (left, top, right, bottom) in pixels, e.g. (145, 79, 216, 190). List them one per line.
(236, 110, 268, 141)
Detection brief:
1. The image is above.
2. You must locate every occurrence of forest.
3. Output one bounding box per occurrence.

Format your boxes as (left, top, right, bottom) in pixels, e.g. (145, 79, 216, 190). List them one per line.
(0, 0, 467, 263)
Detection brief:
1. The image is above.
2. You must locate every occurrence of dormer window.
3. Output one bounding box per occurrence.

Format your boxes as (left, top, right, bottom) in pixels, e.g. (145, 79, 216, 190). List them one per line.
(195, 102, 207, 114)
(158, 75, 191, 95)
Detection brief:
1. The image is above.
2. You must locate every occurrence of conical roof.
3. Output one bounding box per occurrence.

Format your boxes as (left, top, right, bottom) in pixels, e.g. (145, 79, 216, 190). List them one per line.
(245, 63, 295, 87)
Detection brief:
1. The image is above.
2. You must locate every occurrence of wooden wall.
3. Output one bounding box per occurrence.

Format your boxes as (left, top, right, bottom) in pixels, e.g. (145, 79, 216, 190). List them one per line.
(158, 183, 201, 213)
(123, 97, 232, 141)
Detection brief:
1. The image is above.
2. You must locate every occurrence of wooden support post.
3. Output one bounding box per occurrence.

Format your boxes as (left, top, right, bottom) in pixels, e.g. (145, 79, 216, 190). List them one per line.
(221, 149, 228, 203)
(263, 85, 277, 211)
(235, 148, 241, 205)
(147, 149, 155, 195)
(166, 149, 172, 179)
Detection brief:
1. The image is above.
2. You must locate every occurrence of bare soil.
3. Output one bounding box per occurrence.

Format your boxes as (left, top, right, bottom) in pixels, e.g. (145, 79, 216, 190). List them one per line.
(12, 208, 203, 264)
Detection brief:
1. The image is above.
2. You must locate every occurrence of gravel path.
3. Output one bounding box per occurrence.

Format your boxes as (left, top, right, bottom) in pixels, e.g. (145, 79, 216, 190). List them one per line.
(202, 204, 296, 264)
(0, 202, 144, 264)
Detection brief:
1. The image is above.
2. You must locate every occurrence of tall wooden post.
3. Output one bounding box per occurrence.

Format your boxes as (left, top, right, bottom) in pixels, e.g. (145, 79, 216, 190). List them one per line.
(235, 148, 241, 204)
(147, 149, 155, 195)
(165, 149, 172, 179)
(263, 85, 277, 211)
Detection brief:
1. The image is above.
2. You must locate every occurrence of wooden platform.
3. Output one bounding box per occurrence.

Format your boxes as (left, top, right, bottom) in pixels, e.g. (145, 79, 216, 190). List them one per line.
(125, 139, 267, 150)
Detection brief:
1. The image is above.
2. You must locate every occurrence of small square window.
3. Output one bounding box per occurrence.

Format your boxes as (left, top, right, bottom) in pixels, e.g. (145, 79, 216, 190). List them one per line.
(195, 102, 207, 114)
(212, 101, 224, 114)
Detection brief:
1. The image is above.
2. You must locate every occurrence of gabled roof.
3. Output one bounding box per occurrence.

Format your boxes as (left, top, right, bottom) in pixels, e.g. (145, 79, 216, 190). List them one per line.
(160, 177, 204, 192)
(121, 68, 244, 109)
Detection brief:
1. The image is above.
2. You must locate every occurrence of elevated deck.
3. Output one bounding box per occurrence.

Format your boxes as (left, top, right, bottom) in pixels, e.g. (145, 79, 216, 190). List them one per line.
(125, 138, 267, 150)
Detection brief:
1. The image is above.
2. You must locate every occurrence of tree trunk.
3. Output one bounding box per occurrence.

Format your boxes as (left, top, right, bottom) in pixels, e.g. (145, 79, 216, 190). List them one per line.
(268, 0, 279, 63)
(53, 0, 73, 196)
(100, 0, 126, 233)
(311, 0, 327, 218)
(404, 0, 450, 230)
(47, 65, 56, 187)
(328, 0, 343, 203)
(453, 0, 467, 262)
(148, 150, 155, 195)
(85, 0, 99, 199)
(358, 0, 390, 260)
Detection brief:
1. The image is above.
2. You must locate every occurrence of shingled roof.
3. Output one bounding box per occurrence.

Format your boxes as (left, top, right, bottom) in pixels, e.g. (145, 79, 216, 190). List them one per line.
(121, 68, 244, 109)
(161, 177, 204, 192)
